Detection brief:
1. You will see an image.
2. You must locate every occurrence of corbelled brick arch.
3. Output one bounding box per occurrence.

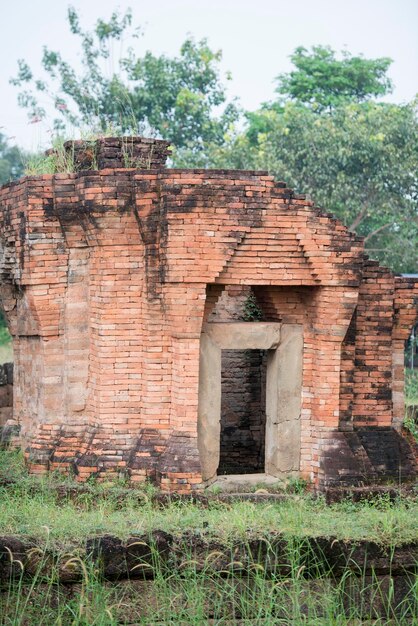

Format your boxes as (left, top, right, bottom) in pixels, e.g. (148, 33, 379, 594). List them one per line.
(0, 137, 416, 492)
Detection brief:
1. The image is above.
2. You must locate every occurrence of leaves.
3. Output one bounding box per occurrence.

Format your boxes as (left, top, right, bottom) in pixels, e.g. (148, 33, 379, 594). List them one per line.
(276, 45, 393, 110)
(8, 26, 417, 272)
(204, 46, 416, 273)
(210, 99, 418, 272)
(10, 7, 238, 163)
(0, 134, 25, 186)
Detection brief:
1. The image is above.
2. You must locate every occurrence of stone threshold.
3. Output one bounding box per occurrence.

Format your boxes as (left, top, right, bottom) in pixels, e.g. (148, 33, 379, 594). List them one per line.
(210, 472, 289, 492)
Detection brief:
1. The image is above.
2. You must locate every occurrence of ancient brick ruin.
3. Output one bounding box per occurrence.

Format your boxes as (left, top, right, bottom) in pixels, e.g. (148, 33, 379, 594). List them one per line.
(0, 137, 417, 491)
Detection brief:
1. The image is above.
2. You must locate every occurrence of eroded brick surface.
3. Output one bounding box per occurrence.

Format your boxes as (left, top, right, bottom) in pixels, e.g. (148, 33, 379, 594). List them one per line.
(0, 137, 416, 491)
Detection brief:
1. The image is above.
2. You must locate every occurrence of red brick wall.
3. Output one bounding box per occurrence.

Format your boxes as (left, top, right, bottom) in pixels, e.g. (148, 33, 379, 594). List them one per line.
(0, 138, 416, 490)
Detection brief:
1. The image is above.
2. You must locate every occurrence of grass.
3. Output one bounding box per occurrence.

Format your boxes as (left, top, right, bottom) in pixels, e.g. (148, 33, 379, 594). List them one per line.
(1, 451, 418, 623)
(22, 126, 155, 177)
(2, 561, 417, 624)
(1, 370, 417, 624)
(1, 450, 418, 550)
(24, 143, 76, 175)
(1, 527, 417, 624)
(23, 132, 97, 176)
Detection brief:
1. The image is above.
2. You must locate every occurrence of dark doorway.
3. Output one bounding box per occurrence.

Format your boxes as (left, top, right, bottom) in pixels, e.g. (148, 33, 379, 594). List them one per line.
(218, 349, 267, 474)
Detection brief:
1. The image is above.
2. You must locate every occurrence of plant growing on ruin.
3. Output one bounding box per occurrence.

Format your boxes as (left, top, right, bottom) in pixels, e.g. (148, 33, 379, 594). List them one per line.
(24, 136, 77, 175)
(242, 292, 263, 321)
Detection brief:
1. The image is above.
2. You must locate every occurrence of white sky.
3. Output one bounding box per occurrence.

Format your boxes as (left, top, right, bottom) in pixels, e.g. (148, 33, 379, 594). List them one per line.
(1, 0, 418, 150)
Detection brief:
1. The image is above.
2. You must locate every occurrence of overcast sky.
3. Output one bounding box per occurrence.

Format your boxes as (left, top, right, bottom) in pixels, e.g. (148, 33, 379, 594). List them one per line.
(1, 0, 417, 150)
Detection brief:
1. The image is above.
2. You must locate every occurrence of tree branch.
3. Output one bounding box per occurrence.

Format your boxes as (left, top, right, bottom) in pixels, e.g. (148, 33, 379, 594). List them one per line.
(349, 200, 369, 232)
(364, 222, 391, 243)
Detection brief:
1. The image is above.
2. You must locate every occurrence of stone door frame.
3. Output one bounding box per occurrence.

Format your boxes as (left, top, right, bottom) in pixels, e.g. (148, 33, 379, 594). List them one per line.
(197, 322, 303, 482)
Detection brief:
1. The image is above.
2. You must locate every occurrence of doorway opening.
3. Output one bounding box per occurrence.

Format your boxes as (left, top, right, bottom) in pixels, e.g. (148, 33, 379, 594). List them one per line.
(405, 321, 418, 428)
(218, 349, 267, 474)
(198, 321, 302, 484)
(0, 310, 13, 434)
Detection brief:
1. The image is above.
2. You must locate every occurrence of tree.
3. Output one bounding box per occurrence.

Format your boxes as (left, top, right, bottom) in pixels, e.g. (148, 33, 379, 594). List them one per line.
(276, 45, 393, 110)
(10, 27, 418, 271)
(208, 47, 417, 273)
(227, 101, 418, 271)
(11, 7, 238, 165)
(0, 134, 25, 186)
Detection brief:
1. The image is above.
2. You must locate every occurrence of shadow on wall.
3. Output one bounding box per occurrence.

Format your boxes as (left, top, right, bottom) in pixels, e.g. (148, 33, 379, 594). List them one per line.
(0, 362, 13, 423)
(0, 362, 14, 441)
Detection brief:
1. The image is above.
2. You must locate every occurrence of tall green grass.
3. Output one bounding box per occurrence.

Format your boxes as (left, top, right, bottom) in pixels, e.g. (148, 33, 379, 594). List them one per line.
(23, 124, 152, 177)
(1, 537, 417, 624)
(1, 450, 418, 623)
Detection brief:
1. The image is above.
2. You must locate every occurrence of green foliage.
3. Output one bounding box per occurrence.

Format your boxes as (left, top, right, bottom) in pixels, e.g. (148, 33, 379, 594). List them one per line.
(23, 136, 78, 175)
(23, 132, 171, 176)
(405, 328, 418, 370)
(404, 412, 418, 444)
(0, 310, 12, 366)
(285, 476, 309, 495)
(405, 369, 418, 405)
(2, 536, 417, 624)
(404, 369, 418, 444)
(8, 29, 418, 270)
(3, 546, 418, 624)
(212, 98, 418, 273)
(11, 7, 238, 166)
(1, 450, 418, 548)
(276, 45, 393, 110)
(0, 311, 11, 345)
(1, 449, 418, 623)
(0, 133, 25, 186)
(242, 292, 263, 321)
(205, 46, 417, 273)
(2, 546, 118, 625)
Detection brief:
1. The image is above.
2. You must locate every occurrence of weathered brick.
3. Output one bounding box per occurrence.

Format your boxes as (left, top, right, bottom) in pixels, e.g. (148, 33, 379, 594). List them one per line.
(0, 136, 416, 491)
